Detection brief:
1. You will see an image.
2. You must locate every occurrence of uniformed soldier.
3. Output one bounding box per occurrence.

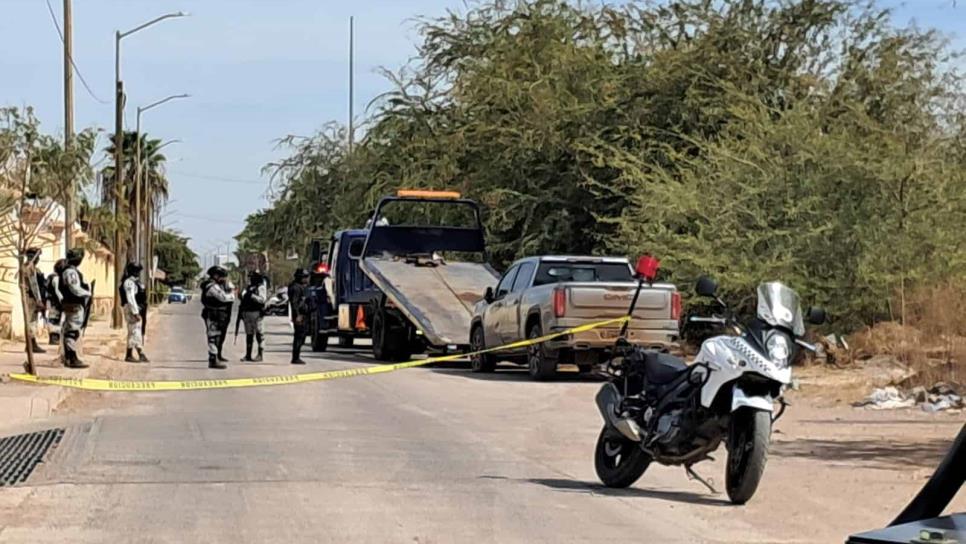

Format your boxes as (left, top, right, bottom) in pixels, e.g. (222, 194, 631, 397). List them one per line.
(22, 248, 47, 354)
(239, 270, 267, 362)
(58, 248, 90, 369)
(288, 268, 310, 365)
(120, 262, 150, 363)
(45, 259, 66, 346)
(200, 265, 235, 369)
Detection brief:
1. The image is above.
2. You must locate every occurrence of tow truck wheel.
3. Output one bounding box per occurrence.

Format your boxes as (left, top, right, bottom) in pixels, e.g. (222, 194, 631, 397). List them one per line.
(469, 325, 495, 373)
(372, 308, 411, 362)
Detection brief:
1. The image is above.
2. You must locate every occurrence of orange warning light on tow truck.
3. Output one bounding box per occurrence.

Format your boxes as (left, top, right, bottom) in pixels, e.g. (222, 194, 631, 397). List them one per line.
(396, 189, 462, 200)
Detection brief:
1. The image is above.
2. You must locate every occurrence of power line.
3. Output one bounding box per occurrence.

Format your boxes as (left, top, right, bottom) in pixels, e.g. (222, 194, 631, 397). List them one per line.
(44, 0, 110, 105)
(166, 169, 267, 185)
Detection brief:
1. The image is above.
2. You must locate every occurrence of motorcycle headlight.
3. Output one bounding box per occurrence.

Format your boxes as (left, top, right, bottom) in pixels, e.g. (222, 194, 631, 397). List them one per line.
(766, 334, 791, 367)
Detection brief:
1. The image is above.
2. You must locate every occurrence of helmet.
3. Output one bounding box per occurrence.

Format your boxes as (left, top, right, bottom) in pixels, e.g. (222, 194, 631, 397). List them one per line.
(53, 259, 67, 274)
(66, 248, 85, 266)
(24, 247, 41, 263)
(293, 268, 309, 280)
(248, 270, 263, 283)
(124, 262, 144, 278)
(207, 265, 228, 279)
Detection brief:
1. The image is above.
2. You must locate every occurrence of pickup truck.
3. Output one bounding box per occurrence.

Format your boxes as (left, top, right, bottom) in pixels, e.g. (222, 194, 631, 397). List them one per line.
(469, 256, 680, 379)
(359, 190, 500, 361)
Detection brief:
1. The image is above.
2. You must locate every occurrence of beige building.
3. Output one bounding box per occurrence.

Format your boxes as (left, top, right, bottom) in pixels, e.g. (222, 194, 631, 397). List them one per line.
(0, 203, 115, 340)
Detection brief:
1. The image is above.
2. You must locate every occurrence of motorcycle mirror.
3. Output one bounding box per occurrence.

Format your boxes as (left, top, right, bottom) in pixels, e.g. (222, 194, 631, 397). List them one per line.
(634, 255, 660, 282)
(695, 276, 718, 297)
(484, 286, 494, 304)
(807, 306, 827, 325)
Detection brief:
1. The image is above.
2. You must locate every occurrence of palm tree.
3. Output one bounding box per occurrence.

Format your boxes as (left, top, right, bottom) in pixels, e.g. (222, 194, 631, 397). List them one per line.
(101, 131, 169, 259)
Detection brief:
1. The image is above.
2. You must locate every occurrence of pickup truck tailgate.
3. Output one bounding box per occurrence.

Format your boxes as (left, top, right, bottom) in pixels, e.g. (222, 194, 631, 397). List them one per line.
(564, 282, 674, 323)
(361, 259, 499, 346)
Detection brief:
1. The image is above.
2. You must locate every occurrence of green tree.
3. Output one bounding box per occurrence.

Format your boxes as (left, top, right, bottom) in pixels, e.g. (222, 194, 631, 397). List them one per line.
(154, 230, 201, 287)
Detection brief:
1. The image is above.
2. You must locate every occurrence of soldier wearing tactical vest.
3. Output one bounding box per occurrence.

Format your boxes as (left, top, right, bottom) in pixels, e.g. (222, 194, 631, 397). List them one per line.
(201, 265, 235, 369)
(58, 248, 90, 368)
(23, 247, 47, 354)
(120, 262, 150, 363)
(239, 270, 268, 362)
(46, 259, 66, 346)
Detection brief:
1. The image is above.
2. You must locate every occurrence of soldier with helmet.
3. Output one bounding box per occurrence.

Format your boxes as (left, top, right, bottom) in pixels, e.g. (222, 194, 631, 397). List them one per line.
(45, 259, 67, 346)
(58, 248, 91, 368)
(239, 270, 268, 362)
(200, 265, 235, 369)
(120, 262, 150, 363)
(22, 247, 47, 354)
(288, 268, 310, 365)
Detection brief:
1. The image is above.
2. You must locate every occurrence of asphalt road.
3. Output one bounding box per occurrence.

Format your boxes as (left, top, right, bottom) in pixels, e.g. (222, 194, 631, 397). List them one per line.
(0, 301, 962, 543)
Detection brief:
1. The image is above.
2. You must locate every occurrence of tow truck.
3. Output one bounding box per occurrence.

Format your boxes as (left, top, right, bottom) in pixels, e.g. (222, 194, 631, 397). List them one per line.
(306, 229, 380, 351)
(358, 190, 500, 361)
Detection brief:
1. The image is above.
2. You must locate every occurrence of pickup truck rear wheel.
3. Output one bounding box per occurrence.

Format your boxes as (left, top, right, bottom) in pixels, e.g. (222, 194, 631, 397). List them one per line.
(469, 325, 496, 373)
(527, 323, 557, 380)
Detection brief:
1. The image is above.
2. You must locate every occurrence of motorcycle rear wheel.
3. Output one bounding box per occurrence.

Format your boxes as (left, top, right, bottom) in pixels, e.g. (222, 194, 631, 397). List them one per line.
(594, 426, 652, 488)
(725, 408, 772, 504)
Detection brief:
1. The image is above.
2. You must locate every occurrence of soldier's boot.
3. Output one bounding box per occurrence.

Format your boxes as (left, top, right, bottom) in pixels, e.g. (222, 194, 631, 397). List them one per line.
(208, 353, 226, 369)
(66, 351, 88, 369)
(125, 349, 138, 363)
(137, 349, 150, 363)
(217, 339, 229, 363)
(29, 338, 46, 354)
(241, 335, 254, 362)
(253, 346, 263, 363)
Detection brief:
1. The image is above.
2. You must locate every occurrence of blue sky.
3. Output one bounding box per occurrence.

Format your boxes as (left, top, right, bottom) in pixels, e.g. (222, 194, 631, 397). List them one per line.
(1, 0, 963, 263)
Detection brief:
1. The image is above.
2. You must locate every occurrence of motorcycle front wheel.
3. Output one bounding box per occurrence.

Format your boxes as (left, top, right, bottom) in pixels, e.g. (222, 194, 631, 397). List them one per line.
(725, 407, 772, 504)
(594, 426, 652, 488)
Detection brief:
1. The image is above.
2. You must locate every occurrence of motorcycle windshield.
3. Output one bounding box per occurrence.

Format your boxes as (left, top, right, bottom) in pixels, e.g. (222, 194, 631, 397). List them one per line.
(756, 282, 805, 336)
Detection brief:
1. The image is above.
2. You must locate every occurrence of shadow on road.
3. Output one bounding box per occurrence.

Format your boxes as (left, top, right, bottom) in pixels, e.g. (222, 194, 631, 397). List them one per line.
(771, 437, 952, 469)
(521, 478, 731, 506)
(430, 366, 606, 383)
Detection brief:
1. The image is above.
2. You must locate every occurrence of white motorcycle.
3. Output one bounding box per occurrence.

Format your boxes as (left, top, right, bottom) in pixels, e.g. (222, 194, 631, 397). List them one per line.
(594, 263, 825, 504)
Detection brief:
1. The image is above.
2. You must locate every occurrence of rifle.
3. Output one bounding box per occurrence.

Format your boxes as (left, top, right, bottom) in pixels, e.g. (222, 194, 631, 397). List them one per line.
(81, 280, 96, 333)
(233, 306, 242, 345)
(140, 285, 148, 339)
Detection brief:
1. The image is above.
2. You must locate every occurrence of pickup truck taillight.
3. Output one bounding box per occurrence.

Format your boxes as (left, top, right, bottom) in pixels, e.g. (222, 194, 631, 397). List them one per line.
(671, 292, 682, 321)
(553, 287, 566, 318)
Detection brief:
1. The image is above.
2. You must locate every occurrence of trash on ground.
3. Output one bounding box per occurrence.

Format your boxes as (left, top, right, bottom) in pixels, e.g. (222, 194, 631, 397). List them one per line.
(854, 383, 964, 412)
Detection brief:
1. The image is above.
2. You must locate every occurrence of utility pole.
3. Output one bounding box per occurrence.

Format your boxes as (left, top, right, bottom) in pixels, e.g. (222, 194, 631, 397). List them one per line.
(113, 64, 124, 327)
(111, 11, 187, 328)
(348, 15, 354, 155)
(63, 0, 74, 253)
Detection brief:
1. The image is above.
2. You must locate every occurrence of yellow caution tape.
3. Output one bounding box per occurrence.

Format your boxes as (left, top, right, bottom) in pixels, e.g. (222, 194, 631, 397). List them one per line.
(10, 316, 631, 392)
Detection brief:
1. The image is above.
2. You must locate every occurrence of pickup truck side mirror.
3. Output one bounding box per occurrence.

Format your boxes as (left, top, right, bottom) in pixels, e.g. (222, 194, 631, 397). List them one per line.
(484, 286, 494, 304)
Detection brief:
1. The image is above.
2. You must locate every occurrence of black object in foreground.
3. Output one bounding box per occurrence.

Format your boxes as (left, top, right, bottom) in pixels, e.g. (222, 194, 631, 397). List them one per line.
(847, 423, 966, 543)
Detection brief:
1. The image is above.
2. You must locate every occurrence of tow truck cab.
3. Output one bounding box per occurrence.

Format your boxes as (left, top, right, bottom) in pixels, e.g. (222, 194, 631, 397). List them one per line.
(307, 229, 380, 351)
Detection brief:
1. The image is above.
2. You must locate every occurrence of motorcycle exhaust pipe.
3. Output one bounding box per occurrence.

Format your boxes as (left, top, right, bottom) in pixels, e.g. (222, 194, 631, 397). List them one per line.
(595, 383, 642, 442)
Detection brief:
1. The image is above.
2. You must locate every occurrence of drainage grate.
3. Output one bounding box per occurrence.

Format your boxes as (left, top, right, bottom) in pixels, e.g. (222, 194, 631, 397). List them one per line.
(0, 428, 65, 487)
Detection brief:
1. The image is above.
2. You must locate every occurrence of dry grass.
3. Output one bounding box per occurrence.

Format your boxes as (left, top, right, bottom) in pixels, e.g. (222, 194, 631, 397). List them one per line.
(844, 282, 965, 389)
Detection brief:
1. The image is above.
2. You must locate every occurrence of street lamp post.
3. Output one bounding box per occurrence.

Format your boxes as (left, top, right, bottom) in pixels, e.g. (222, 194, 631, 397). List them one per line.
(135, 96, 187, 263)
(111, 11, 187, 328)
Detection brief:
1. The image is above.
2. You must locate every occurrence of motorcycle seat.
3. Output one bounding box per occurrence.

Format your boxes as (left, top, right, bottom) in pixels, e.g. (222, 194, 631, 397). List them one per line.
(643, 351, 689, 384)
